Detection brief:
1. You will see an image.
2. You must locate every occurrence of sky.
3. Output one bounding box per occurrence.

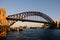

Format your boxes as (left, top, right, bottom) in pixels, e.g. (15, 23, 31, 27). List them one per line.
(0, 0, 60, 21)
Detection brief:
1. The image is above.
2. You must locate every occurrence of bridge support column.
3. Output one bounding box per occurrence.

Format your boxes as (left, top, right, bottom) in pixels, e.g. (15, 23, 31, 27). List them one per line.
(0, 8, 6, 26)
(0, 8, 7, 38)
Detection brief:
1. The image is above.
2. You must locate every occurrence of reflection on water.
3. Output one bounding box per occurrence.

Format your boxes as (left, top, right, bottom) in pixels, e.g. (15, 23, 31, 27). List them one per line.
(5, 29, 60, 40)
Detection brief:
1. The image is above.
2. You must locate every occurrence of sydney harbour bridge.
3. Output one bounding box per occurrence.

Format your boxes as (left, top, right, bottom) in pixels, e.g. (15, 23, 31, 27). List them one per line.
(0, 9, 55, 29)
(6, 11, 55, 29)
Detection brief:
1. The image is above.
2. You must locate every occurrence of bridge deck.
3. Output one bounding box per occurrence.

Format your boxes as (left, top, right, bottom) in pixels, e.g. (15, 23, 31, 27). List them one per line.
(6, 17, 52, 24)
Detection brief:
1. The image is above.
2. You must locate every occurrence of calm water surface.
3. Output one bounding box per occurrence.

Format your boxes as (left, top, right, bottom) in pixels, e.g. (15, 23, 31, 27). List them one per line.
(5, 29, 60, 40)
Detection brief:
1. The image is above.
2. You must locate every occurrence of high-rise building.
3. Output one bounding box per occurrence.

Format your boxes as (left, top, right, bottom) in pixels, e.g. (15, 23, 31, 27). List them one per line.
(55, 21, 59, 28)
(55, 21, 57, 28)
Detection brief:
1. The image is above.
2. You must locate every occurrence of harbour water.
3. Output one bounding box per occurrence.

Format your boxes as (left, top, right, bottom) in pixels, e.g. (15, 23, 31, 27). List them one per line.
(3, 29, 60, 40)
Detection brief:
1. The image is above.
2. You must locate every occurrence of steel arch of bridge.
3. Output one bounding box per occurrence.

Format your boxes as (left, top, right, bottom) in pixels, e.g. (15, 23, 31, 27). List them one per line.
(7, 11, 54, 22)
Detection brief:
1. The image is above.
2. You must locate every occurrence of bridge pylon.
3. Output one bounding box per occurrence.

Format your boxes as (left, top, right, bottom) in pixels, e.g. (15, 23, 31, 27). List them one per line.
(0, 8, 7, 26)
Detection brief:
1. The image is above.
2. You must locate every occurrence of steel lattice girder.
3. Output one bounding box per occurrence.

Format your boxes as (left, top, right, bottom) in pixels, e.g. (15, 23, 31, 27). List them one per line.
(7, 11, 54, 22)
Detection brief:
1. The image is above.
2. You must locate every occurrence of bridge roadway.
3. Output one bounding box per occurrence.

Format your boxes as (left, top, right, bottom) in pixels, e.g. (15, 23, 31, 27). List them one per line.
(6, 17, 53, 24)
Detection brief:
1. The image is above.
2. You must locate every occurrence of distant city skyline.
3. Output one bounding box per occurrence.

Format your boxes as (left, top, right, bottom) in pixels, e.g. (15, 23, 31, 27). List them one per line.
(10, 21, 44, 28)
(0, 0, 60, 21)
